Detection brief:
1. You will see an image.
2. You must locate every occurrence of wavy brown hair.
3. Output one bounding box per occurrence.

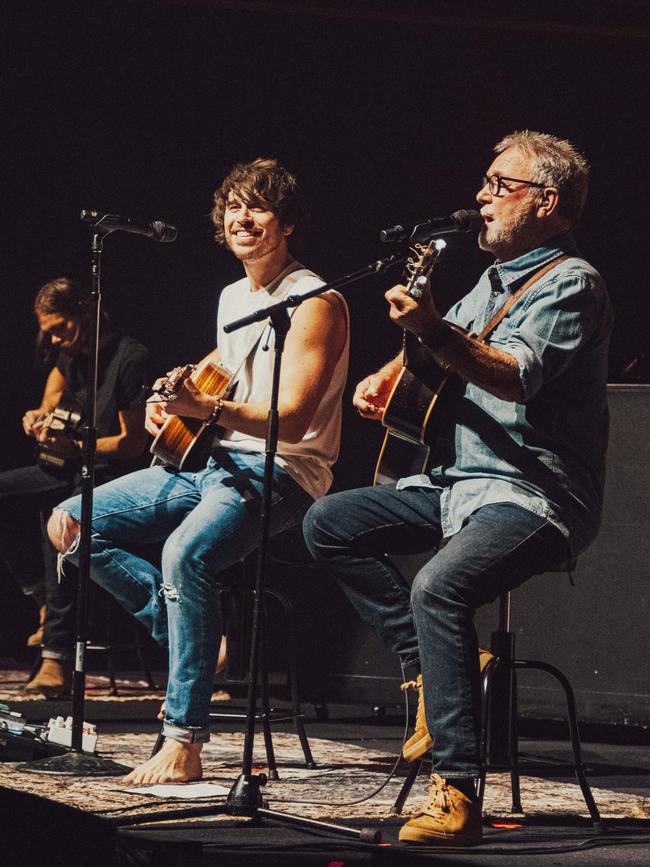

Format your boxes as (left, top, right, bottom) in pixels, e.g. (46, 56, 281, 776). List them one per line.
(211, 158, 306, 252)
(34, 277, 92, 365)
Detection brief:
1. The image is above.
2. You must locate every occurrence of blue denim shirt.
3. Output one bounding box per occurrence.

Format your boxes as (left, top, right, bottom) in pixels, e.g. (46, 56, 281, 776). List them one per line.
(397, 233, 613, 558)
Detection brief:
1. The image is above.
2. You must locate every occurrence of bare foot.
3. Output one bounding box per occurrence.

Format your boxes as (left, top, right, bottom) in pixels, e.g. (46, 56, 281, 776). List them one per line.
(122, 739, 203, 786)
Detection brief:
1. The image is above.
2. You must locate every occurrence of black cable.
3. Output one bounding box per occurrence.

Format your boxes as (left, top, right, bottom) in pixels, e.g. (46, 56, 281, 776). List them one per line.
(109, 665, 419, 828)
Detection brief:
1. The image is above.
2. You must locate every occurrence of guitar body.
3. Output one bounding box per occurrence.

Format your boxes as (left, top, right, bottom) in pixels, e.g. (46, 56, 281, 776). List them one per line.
(36, 406, 83, 470)
(374, 430, 431, 487)
(374, 361, 449, 485)
(150, 361, 235, 470)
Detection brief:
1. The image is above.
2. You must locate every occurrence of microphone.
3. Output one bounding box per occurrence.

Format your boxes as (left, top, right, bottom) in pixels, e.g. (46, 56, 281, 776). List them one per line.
(80, 210, 178, 243)
(380, 209, 482, 244)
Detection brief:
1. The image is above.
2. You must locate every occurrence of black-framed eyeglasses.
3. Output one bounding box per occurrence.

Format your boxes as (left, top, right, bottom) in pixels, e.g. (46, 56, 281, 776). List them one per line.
(482, 174, 546, 196)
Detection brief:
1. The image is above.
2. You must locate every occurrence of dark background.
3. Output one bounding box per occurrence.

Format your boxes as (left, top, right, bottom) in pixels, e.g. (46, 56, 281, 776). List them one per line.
(2, 1, 649, 656)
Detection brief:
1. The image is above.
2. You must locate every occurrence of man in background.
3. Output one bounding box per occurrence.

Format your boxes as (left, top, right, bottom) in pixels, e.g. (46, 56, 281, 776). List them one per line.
(0, 277, 150, 696)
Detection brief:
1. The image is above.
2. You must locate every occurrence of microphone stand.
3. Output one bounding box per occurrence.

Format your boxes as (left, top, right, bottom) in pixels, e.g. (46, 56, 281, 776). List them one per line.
(19, 223, 131, 775)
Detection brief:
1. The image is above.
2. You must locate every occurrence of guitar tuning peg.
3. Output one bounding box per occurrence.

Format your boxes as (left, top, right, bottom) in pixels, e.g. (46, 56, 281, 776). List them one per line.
(409, 275, 430, 300)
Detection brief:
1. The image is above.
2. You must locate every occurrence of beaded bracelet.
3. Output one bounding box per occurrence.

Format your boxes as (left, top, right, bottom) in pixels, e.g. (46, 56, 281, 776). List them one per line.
(205, 397, 224, 427)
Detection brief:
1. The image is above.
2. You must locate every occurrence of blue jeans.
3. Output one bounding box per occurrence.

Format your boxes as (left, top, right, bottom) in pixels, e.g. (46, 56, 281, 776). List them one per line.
(303, 484, 568, 777)
(56, 448, 313, 743)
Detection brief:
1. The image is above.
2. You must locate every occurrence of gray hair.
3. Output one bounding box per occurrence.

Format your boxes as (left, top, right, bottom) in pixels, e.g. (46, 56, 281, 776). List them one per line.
(495, 130, 590, 227)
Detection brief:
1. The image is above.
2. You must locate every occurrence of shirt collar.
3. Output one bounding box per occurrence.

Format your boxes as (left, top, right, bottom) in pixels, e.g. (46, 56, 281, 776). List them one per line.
(488, 232, 579, 294)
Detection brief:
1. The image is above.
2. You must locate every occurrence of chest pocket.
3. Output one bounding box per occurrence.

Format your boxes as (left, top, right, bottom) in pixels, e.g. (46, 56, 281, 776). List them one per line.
(487, 316, 517, 345)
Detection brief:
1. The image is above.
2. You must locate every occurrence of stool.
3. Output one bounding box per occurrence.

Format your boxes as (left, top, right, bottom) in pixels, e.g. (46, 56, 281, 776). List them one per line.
(209, 542, 316, 779)
(392, 590, 604, 833)
(477, 590, 603, 831)
(151, 529, 316, 779)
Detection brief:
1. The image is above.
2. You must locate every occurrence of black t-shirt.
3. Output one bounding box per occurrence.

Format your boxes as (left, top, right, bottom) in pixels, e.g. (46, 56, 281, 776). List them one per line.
(56, 332, 151, 476)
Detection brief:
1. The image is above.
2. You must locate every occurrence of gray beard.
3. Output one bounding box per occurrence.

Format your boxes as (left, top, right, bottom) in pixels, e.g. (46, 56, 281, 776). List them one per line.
(478, 209, 537, 259)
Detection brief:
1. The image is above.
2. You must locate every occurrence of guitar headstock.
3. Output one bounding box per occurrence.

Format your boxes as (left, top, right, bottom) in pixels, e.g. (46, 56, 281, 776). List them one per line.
(158, 365, 195, 400)
(405, 238, 447, 299)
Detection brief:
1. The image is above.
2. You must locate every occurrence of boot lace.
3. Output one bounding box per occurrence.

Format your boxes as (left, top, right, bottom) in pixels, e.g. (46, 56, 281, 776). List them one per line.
(422, 774, 453, 817)
(401, 675, 426, 731)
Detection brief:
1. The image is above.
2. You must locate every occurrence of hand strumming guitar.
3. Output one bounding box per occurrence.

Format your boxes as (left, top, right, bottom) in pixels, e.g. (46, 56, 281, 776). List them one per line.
(145, 375, 172, 437)
(23, 408, 49, 438)
(353, 356, 403, 421)
(354, 277, 444, 423)
(146, 373, 216, 438)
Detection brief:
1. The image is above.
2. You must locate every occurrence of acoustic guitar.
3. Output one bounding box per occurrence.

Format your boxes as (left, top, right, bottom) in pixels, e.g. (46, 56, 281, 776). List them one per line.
(374, 239, 451, 486)
(373, 252, 569, 486)
(149, 361, 236, 470)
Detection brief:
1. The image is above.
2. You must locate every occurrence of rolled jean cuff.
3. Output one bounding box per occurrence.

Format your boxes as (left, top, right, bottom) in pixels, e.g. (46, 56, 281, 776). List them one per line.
(162, 722, 210, 744)
(439, 770, 480, 780)
(42, 648, 71, 661)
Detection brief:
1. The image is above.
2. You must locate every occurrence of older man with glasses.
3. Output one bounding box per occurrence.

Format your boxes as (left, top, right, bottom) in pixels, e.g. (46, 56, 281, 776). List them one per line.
(303, 131, 613, 846)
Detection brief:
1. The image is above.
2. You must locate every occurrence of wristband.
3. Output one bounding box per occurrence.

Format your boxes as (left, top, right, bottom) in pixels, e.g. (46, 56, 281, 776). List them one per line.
(205, 397, 224, 427)
(420, 320, 451, 352)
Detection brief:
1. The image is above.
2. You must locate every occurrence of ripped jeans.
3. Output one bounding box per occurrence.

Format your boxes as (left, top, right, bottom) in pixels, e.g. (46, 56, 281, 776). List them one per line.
(54, 448, 313, 743)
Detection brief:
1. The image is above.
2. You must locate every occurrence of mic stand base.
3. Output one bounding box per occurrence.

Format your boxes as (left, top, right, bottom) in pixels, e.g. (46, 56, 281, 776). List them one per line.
(115, 770, 381, 842)
(226, 771, 269, 813)
(16, 749, 131, 776)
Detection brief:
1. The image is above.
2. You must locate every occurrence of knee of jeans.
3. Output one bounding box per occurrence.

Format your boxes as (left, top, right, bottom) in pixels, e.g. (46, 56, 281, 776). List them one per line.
(47, 509, 80, 555)
(411, 567, 474, 616)
(302, 498, 334, 556)
(160, 536, 192, 602)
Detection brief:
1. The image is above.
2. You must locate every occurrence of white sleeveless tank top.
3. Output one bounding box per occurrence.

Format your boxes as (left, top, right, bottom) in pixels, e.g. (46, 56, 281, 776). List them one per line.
(214, 262, 349, 500)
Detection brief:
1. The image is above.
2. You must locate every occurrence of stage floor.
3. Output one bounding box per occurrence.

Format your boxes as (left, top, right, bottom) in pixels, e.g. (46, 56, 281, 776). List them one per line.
(1, 666, 649, 865)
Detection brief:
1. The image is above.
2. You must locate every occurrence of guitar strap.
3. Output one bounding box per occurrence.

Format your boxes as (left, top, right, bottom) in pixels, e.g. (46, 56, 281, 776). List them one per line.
(475, 254, 570, 343)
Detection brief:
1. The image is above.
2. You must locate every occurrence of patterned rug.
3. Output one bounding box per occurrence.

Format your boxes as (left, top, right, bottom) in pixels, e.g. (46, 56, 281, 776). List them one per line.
(0, 668, 167, 704)
(2, 731, 649, 824)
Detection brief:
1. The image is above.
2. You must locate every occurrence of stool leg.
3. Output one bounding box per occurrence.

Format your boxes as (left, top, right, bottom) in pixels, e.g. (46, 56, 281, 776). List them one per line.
(268, 587, 316, 770)
(259, 626, 279, 781)
(516, 660, 604, 833)
(105, 603, 118, 696)
(478, 656, 498, 811)
(134, 622, 157, 690)
(392, 760, 423, 814)
(508, 666, 523, 813)
(149, 729, 165, 759)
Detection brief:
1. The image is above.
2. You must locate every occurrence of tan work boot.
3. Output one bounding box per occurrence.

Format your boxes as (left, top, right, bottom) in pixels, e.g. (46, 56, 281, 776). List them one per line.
(479, 648, 494, 673)
(402, 650, 495, 763)
(399, 773, 482, 845)
(24, 658, 72, 698)
(401, 674, 432, 762)
(26, 605, 47, 647)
